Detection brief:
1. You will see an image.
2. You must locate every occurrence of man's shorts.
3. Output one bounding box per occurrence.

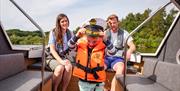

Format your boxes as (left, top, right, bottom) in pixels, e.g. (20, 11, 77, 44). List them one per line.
(105, 55, 124, 69)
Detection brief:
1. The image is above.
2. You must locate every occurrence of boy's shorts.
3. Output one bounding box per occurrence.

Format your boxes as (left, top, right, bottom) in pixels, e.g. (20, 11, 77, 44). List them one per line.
(105, 55, 124, 69)
(78, 80, 104, 91)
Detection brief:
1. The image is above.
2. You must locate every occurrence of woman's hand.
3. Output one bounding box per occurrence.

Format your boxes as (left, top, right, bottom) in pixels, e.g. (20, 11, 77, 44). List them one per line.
(59, 59, 70, 66)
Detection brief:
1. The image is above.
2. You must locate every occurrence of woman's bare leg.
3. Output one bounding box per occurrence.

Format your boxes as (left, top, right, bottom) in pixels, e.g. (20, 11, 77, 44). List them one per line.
(53, 65, 65, 91)
(61, 63, 72, 91)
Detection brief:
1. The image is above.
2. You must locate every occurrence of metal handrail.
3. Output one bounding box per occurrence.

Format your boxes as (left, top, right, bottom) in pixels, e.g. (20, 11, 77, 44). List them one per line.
(123, 2, 171, 91)
(9, 0, 46, 91)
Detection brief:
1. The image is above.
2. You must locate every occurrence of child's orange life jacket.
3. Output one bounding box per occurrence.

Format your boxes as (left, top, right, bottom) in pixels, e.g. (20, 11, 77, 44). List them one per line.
(73, 38, 106, 82)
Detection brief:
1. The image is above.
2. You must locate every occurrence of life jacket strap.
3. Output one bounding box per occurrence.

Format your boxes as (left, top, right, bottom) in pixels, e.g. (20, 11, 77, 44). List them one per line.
(76, 61, 104, 80)
(115, 47, 124, 50)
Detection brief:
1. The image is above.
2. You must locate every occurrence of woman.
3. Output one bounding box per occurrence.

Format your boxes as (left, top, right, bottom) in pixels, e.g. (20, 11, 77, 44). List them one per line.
(47, 13, 72, 91)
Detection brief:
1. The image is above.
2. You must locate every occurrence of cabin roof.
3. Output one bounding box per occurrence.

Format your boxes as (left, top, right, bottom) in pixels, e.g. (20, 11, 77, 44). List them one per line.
(171, 0, 180, 10)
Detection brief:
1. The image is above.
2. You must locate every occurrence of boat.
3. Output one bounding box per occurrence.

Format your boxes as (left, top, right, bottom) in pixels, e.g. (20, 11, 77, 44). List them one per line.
(0, 0, 180, 91)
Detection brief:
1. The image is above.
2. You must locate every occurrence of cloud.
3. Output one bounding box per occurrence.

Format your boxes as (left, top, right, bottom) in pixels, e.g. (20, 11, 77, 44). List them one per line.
(1, 0, 172, 32)
(18, 0, 79, 16)
(0, 0, 79, 31)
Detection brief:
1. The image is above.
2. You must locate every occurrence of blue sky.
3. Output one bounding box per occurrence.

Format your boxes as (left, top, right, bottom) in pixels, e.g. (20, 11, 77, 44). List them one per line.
(0, 0, 175, 31)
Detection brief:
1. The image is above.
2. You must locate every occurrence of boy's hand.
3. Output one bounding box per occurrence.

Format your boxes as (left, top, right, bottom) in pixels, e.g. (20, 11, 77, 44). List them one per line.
(100, 31, 108, 42)
(76, 28, 86, 38)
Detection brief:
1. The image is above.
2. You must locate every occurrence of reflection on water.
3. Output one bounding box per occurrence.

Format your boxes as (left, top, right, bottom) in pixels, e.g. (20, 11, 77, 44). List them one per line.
(137, 47, 156, 53)
(12, 45, 42, 50)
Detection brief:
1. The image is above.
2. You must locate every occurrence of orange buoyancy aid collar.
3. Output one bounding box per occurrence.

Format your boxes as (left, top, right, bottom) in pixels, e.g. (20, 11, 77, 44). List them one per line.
(73, 38, 106, 82)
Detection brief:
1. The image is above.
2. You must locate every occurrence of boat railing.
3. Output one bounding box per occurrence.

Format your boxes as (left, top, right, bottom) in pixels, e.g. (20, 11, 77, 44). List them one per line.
(123, 1, 172, 91)
(9, 0, 46, 90)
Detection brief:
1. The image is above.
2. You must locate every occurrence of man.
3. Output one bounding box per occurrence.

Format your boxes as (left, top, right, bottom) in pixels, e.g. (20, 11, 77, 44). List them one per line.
(68, 18, 116, 91)
(105, 14, 136, 91)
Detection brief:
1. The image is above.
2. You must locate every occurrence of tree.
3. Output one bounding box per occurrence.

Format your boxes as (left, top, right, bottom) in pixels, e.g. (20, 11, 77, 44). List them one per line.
(121, 8, 178, 53)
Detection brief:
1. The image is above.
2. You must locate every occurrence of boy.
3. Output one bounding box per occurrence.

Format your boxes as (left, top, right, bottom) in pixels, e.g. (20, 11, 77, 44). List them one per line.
(68, 18, 116, 91)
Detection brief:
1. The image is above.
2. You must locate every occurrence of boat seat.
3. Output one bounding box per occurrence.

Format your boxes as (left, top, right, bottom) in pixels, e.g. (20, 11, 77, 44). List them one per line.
(116, 60, 180, 91)
(28, 61, 52, 71)
(0, 53, 52, 91)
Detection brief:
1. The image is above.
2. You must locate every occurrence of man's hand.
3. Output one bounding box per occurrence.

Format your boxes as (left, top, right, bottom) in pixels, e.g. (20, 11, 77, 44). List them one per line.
(126, 41, 136, 60)
(126, 49, 132, 60)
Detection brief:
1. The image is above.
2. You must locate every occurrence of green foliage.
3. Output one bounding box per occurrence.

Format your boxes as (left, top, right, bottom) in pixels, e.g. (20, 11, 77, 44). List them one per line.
(6, 29, 49, 45)
(121, 8, 178, 53)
